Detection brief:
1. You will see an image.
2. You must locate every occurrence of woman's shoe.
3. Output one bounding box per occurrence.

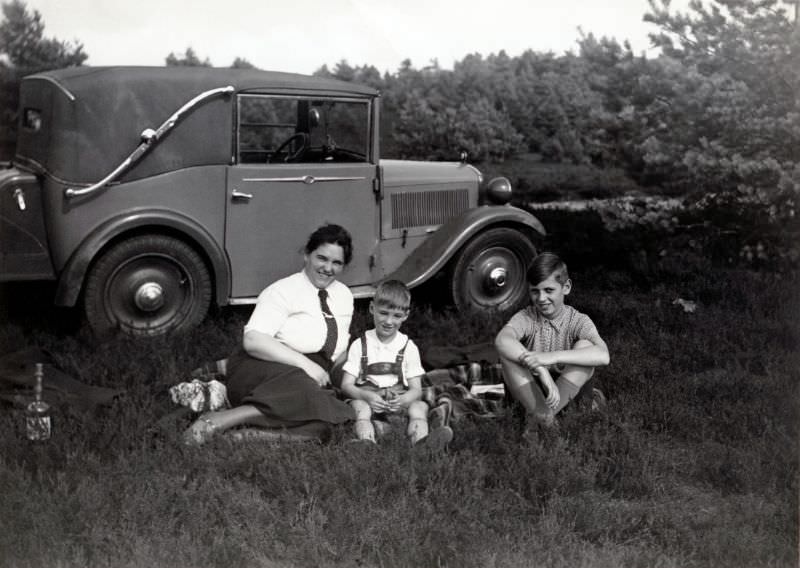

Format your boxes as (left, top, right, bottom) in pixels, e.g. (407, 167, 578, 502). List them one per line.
(183, 415, 218, 446)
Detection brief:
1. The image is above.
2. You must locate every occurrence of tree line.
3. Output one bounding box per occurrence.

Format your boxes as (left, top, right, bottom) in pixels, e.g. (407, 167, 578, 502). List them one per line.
(1, 0, 798, 262)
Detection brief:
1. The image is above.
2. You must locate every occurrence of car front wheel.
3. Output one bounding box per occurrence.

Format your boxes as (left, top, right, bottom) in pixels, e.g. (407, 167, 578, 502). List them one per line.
(450, 227, 537, 313)
(83, 235, 212, 336)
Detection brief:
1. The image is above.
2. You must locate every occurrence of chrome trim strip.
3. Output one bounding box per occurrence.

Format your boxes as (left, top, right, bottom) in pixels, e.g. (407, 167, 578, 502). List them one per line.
(230, 283, 376, 305)
(64, 85, 235, 199)
(29, 76, 76, 101)
(242, 176, 366, 183)
(228, 298, 258, 305)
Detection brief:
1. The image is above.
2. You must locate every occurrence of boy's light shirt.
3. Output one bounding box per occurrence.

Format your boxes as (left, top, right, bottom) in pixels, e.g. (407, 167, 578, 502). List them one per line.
(342, 329, 425, 388)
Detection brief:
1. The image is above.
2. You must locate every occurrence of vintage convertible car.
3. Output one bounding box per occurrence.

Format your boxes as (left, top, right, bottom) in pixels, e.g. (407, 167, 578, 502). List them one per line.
(0, 66, 545, 336)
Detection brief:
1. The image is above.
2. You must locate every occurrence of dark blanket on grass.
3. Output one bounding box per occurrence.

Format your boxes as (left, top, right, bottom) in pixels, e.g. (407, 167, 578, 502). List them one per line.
(0, 348, 123, 412)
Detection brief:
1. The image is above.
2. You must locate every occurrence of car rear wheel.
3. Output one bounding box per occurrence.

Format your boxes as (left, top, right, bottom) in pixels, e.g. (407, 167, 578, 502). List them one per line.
(450, 228, 536, 313)
(84, 235, 212, 336)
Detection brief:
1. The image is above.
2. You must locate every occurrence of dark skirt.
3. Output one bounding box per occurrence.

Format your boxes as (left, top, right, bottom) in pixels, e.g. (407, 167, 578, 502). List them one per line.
(226, 349, 354, 427)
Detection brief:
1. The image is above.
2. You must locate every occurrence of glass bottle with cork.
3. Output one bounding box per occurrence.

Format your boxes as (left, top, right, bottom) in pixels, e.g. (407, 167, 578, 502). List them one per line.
(25, 363, 51, 441)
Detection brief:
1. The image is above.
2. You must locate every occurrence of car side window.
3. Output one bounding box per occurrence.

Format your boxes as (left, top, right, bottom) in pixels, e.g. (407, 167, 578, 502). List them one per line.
(237, 95, 369, 164)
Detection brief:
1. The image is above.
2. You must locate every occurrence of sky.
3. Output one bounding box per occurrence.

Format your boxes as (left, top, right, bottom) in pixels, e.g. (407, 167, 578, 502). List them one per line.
(22, 0, 693, 74)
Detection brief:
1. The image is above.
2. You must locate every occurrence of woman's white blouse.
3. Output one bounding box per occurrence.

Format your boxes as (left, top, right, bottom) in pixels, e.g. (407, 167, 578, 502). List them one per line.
(243, 271, 353, 361)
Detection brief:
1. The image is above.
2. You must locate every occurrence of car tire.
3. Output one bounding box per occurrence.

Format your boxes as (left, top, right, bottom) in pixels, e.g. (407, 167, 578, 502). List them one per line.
(83, 235, 212, 337)
(450, 227, 537, 313)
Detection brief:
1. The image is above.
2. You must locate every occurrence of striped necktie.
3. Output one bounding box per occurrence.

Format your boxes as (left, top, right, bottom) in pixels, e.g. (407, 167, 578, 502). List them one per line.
(318, 289, 337, 359)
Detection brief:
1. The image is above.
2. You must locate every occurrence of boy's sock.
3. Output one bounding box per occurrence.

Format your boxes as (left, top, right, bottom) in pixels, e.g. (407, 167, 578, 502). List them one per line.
(506, 379, 541, 415)
(354, 419, 376, 442)
(554, 377, 581, 413)
(408, 417, 429, 445)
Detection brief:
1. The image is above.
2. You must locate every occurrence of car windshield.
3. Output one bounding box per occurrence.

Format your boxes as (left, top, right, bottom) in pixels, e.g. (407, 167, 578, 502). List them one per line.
(237, 95, 369, 164)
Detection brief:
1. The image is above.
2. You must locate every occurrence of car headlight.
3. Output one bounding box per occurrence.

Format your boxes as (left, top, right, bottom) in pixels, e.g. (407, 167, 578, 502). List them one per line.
(486, 176, 512, 205)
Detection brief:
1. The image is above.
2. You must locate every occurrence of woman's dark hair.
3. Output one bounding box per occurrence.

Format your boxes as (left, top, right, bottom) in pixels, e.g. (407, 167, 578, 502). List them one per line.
(304, 224, 353, 265)
(526, 252, 569, 285)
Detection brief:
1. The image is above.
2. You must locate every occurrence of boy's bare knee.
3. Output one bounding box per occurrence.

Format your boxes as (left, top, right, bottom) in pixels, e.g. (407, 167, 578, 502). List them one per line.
(559, 365, 594, 387)
(407, 400, 428, 419)
(559, 339, 596, 384)
(350, 399, 372, 419)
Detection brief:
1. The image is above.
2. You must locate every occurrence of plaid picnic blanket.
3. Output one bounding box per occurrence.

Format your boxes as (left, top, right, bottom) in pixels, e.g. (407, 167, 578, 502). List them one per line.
(421, 363, 507, 422)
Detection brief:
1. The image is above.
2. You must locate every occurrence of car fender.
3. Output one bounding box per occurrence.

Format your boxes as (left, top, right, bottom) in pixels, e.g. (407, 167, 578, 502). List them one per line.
(54, 209, 230, 307)
(387, 205, 545, 288)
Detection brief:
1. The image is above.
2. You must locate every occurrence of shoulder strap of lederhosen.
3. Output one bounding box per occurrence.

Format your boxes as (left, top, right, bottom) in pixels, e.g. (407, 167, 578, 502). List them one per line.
(356, 334, 410, 388)
(357, 332, 369, 384)
(395, 338, 409, 387)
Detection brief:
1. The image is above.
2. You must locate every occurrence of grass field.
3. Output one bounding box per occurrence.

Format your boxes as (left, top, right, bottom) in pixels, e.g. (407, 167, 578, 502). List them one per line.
(0, 168, 797, 568)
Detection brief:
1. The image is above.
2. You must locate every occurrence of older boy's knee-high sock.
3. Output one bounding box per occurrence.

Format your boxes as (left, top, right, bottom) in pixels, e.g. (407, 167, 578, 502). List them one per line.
(507, 379, 540, 415)
(554, 377, 581, 413)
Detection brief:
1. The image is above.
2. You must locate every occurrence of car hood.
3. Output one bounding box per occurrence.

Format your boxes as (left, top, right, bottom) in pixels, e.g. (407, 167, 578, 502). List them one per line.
(380, 159, 482, 188)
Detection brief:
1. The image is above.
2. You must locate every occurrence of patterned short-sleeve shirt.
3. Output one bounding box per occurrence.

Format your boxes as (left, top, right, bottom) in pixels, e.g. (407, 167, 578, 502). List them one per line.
(503, 304, 603, 360)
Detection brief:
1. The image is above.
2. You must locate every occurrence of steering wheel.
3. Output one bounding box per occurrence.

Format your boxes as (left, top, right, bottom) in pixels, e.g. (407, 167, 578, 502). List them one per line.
(270, 132, 309, 163)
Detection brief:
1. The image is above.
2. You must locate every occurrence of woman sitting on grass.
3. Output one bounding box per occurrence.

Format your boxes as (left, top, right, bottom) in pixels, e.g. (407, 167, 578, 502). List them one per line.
(184, 224, 356, 444)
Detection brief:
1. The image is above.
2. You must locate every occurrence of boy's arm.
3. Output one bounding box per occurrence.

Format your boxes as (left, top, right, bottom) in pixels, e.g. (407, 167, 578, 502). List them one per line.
(391, 375, 423, 409)
(522, 337, 610, 369)
(495, 326, 530, 363)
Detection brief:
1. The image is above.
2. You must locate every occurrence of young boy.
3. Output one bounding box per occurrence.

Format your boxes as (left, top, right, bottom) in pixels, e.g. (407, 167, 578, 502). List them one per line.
(341, 280, 453, 449)
(495, 252, 610, 432)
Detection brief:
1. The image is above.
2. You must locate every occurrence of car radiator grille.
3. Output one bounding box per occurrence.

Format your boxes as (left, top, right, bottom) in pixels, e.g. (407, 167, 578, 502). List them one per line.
(391, 189, 469, 229)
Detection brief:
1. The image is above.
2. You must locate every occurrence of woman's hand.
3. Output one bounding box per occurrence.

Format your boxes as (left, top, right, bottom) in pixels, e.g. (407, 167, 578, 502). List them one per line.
(302, 361, 331, 388)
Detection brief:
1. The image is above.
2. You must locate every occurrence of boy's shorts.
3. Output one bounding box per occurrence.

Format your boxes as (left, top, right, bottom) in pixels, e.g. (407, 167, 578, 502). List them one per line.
(347, 383, 425, 419)
(350, 383, 407, 401)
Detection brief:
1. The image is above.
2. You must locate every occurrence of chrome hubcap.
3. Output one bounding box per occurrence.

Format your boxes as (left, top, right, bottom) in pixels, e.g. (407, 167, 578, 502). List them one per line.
(487, 266, 508, 291)
(134, 282, 165, 312)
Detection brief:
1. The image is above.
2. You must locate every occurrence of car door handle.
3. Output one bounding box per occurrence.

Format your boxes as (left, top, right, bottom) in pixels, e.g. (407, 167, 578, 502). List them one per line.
(13, 187, 26, 210)
(231, 189, 253, 201)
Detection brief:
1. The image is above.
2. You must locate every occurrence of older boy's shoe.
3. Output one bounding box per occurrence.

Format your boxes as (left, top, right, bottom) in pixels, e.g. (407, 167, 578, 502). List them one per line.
(522, 412, 558, 444)
(414, 425, 453, 453)
(590, 388, 607, 411)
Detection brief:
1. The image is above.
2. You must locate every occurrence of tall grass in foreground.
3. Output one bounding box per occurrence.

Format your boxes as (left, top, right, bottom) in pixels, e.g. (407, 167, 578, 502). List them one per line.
(0, 259, 797, 568)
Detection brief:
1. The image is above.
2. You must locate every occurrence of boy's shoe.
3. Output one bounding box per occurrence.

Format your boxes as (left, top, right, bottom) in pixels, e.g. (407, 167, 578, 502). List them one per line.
(346, 437, 378, 448)
(521, 421, 539, 445)
(590, 388, 607, 411)
(522, 413, 558, 445)
(413, 425, 453, 453)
